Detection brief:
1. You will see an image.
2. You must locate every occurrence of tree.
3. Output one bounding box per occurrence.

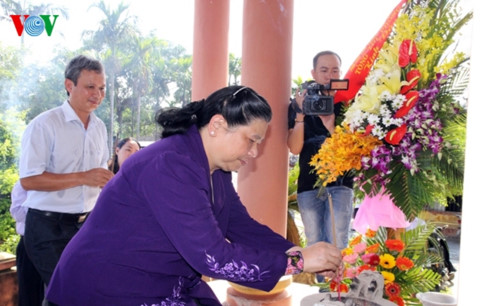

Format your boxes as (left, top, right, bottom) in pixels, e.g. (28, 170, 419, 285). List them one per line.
(145, 40, 189, 139)
(12, 52, 67, 122)
(169, 56, 192, 106)
(228, 53, 241, 86)
(124, 36, 155, 139)
(0, 42, 22, 112)
(84, 0, 139, 151)
(0, 109, 25, 250)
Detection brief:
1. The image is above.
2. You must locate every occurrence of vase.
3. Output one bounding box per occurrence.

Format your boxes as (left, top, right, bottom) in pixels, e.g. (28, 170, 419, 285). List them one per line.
(416, 292, 457, 306)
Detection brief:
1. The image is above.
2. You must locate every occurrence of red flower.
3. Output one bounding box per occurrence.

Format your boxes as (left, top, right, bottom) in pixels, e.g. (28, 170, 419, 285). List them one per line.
(329, 281, 350, 293)
(339, 283, 349, 293)
(384, 124, 407, 145)
(396, 257, 414, 271)
(399, 39, 417, 68)
(385, 239, 405, 252)
(389, 295, 405, 306)
(361, 253, 380, 266)
(395, 91, 419, 118)
(358, 264, 376, 273)
(364, 124, 374, 136)
(400, 69, 421, 94)
(385, 282, 401, 297)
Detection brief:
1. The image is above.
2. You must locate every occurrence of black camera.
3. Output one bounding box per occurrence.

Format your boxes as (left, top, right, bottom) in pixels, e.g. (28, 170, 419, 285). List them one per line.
(301, 80, 349, 115)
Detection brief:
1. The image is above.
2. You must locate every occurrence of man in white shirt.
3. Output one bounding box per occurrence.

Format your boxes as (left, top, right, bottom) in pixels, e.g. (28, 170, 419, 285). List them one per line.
(19, 55, 114, 287)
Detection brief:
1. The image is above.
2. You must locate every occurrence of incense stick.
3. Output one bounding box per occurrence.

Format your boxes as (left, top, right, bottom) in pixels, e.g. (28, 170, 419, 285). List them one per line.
(327, 192, 342, 301)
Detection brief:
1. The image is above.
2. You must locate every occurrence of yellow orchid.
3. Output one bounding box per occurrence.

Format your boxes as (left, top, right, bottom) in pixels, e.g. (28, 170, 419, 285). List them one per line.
(310, 124, 381, 186)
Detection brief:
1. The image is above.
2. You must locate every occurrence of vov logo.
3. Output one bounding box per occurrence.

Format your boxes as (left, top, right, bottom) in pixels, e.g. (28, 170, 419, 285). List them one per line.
(10, 15, 59, 37)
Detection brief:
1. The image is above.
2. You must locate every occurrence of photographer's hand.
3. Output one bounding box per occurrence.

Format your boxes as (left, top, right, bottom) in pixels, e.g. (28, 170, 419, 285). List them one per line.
(294, 89, 307, 110)
(319, 113, 335, 135)
(287, 89, 307, 155)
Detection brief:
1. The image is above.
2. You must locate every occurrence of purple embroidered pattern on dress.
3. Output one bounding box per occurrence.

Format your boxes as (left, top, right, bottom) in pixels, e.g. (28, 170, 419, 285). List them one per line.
(205, 252, 270, 282)
(140, 277, 186, 306)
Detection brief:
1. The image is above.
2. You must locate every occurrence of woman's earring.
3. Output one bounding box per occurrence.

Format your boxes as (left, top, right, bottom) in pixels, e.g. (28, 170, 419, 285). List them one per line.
(210, 131, 215, 136)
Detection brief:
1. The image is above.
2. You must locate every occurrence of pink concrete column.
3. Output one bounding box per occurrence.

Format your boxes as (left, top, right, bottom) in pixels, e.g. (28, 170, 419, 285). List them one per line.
(192, 0, 230, 100)
(230, 3, 295, 302)
(238, 0, 294, 237)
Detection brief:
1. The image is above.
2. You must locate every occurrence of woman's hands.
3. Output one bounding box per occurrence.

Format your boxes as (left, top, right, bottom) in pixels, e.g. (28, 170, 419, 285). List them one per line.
(288, 241, 342, 279)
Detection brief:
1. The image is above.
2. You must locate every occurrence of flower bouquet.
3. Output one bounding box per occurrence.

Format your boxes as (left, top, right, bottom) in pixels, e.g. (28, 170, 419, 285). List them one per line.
(321, 225, 443, 306)
(310, 0, 471, 219)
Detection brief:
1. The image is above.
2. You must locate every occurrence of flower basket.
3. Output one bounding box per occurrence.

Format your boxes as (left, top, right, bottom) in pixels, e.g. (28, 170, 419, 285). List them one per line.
(310, 0, 470, 220)
(320, 225, 443, 305)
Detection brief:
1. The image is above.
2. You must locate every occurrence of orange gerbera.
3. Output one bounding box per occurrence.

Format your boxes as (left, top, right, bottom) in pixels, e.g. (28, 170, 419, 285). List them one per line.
(365, 229, 377, 238)
(339, 283, 349, 293)
(329, 280, 349, 293)
(396, 257, 414, 271)
(358, 264, 376, 273)
(366, 243, 380, 254)
(385, 282, 401, 297)
(389, 296, 405, 306)
(386, 239, 405, 252)
(349, 235, 362, 247)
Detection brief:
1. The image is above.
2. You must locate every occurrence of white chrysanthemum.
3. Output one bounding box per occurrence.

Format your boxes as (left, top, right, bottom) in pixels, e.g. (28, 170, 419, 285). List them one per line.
(380, 90, 392, 101)
(372, 125, 386, 139)
(392, 118, 404, 126)
(393, 94, 406, 107)
(344, 109, 362, 127)
(350, 117, 364, 130)
(380, 105, 391, 117)
(382, 117, 395, 127)
(367, 114, 379, 125)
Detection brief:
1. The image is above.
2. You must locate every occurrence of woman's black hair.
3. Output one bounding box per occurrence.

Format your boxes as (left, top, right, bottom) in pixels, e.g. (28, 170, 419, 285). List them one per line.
(108, 137, 141, 174)
(155, 85, 272, 138)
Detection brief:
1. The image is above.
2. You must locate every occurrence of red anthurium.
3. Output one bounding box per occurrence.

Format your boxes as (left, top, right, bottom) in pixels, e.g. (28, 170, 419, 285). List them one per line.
(394, 91, 419, 118)
(400, 69, 421, 94)
(398, 39, 417, 68)
(385, 124, 407, 145)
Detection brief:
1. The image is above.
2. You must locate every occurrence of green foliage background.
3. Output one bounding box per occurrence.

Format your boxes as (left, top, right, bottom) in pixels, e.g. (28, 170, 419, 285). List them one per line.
(0, 111, 24, 253)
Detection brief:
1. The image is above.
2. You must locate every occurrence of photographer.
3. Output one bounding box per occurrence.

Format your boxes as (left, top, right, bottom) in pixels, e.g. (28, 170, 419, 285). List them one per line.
(287, 50, 354, 282)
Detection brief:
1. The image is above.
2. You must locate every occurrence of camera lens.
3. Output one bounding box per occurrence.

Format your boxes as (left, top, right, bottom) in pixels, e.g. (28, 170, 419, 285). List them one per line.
(313, 100, 324, 111)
